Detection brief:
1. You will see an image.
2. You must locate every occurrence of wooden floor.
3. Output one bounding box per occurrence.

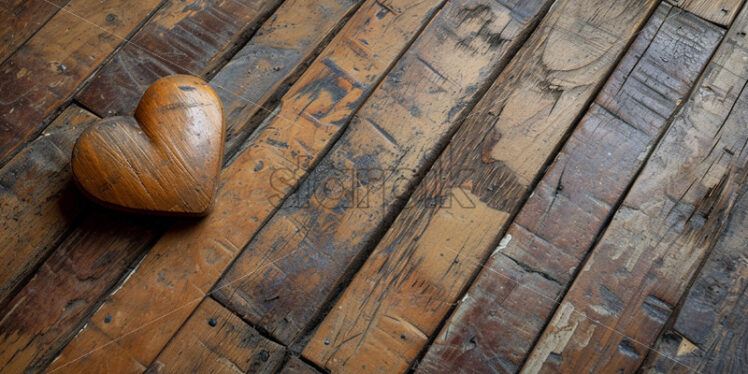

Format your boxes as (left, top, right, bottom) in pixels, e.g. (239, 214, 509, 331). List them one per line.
(0, 0, 746, 373)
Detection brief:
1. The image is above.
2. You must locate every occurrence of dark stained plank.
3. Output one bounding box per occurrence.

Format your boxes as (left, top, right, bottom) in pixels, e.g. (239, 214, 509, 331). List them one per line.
(301, 0, 663, 372)
(146, 298, 285, 374)
(0, 1, 362, 371)
(280, 357, 322, 374)
(416, 5, 724, 373)
(0, 0, 166, 166)
(521, 6, 748, 372)
(0, 212, 161, 373)
(75, 0, 285, 117)
(0, 105, 98, 305)
(0, 0, 69, 64)
(213, 0, 553, 345)
(211, 0, 364, 152)
(640, 182, 748, 374)
(666, 0, 745, 26)
(48, 1, 445, 372)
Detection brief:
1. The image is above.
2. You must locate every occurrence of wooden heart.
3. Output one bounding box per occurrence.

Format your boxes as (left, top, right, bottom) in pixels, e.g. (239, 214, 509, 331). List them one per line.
(72, 75, 225, 216)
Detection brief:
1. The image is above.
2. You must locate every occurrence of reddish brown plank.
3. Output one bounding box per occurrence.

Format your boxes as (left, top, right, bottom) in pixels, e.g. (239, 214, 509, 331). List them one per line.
(146, 298, 285, 374)
(280, 357, 322, 374)
(0, 1, 365, 372)
(640, 183, 748, 374)
(213, 0, 552, 345)
(0, 0, 69, 64)
(0, 212, 161, 373)
(49, 1, 445, 372)
(302, 0, 662, 372)
(0, 105, 98, 304)
(0, 0, 166, 166)
(666, 0, 745, 26)
(521, 5, 748, 372)
(75, 0, 284, 117)
(416, 5, 724, 373)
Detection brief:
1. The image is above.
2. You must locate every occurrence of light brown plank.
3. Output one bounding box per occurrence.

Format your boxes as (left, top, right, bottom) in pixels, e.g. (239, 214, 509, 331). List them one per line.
(0, 105, 98, 304)
(213, 0, 552, 345)
(667, 0, 745, 26)
(74, 0, 284, 117)
(0, 1, 365, 372)
(521, 5, 748, 373)
(640, 183, 748, 374)
(301, 0, 662, 372)
(416, 4, 725, 373)
(0, 0, 166, 166)
(146, 298, 285, 374)
(48, 1, 445, 372)
(0, 0, 69, 64)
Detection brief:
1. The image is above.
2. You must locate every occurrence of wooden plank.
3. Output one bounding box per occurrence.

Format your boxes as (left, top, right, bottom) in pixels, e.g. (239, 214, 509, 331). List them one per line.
(280, 357, 322, 374)
(639, 183, 748, 374)
(301, 0, 663, 372)
(210, 0, 363, 152)
(0, 212, 161, 373)
(213, 0, 552, 345)
(0, 105, 98, 304)
(0, 0, 166, 166)
(416, 5, 725, 373)
(75, 0, 284, 117)
(146, 298, 285, 374)
(666, 0, 745, 26)
(0, 1, 364, 372)
(0, 0, 69, 64)
(521, 6, 748, 373)
(48, 1, 444, 372)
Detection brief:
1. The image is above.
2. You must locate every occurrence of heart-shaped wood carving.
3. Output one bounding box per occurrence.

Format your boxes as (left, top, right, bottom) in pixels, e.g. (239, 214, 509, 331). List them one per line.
(72, 75, 225, 216)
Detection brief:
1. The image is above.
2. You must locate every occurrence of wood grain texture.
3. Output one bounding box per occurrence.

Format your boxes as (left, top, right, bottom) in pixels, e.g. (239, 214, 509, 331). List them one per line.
(0, 0, 69, 64)
(521, 6, 748, 373)
(0, 212, 160, 374)
(72, 75, 225, 216)
(213, 0, 552, 345)
(0, 106, 98, 305)
(49, 1, 444, 371)
(416, 5, 724, 373)
(211, 0, 363, 152)
(667, 0, 745, 26)
(280, 357, 322, 374)
(146, 298, 285, 374)
(0, 1, 365, 372)
(75, 0, 284, 117)
(640, 182, 748, 374)
(0, 0, 166, 166)
(302, 0, 661, 372)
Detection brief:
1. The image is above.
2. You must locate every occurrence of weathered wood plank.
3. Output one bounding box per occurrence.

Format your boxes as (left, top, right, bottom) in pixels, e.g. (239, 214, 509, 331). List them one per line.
(210, 0, 363, 152)
(0, 105, 98, 305)
(302, 0, 662, 372)
(75, 0, 284, 117)
(666, 0, 745, 26)
(0, 212, 161, 374)
(280, 357, 322, 374)
(213, 0, 552, 345)
(146, 298, 285, 374)
(416, 5, 724, 373)
(0, 0, 69, 64)
(640, 182, 748, 374)
(0, 0, 166, 166)
(48, 1, 444, 372)
(521, 6, 748, 373)
(0, 1, 365, 372)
